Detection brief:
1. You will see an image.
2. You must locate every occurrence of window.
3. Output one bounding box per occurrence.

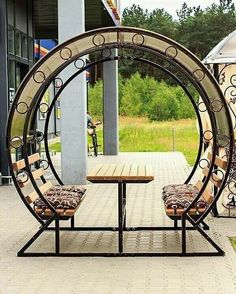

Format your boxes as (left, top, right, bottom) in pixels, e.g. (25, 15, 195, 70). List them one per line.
(8, 26, 15, 54)
(15, 30, 21, 57)
(8, 59, 15, 106)
(28, 37, 34, 61)
(22, 34, 28, 59)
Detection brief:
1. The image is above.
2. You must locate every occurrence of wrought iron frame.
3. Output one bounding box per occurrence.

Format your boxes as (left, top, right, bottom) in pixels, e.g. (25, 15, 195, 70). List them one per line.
(6, 27, 234, 257)
(205, 62, 236, 218)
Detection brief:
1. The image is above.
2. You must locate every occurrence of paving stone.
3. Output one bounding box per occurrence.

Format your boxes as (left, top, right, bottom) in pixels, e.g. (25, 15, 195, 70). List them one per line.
(0, 152, 236, 293)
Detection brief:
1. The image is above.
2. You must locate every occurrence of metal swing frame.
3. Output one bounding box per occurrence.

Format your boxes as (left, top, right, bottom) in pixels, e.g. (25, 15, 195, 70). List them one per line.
(6, 27, 234, 257)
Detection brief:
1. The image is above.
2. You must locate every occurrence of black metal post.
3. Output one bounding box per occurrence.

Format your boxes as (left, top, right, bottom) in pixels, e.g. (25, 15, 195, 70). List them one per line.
(71, 216, 75, 228)
(55, 219, 60, 254)
(123, 182, 126, 228)
(118, 182, 123, 253)
(174, 219, 178, 229)
(0, 0, 10, 183)
(182, 216, 186, 254)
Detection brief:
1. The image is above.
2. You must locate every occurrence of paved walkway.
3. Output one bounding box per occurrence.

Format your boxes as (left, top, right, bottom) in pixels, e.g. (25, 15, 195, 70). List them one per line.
(1, 152, 236, 293)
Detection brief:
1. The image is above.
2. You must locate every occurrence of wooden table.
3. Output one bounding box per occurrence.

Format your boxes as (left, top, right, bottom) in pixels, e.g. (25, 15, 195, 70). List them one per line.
(87, 163, 154, 253)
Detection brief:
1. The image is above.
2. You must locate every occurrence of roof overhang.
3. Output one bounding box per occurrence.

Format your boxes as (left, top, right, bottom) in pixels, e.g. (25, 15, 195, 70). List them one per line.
(34, 0, 121, 39)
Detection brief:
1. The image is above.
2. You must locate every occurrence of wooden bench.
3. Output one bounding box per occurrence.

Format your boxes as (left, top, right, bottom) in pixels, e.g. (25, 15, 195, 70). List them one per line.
(162, 151, 227, 219)
(12, 153, 86, 219)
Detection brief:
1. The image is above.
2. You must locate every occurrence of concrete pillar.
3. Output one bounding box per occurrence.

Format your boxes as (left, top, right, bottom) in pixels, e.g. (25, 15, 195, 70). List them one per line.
(0, 0, 10, 183)
(58, 0, 87, 184)
(103, 49, 119, 155)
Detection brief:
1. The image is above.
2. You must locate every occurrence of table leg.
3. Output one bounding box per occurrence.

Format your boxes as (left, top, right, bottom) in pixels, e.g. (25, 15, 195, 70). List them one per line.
(123, 182, 126, 229)
(118, 182, 123, 253)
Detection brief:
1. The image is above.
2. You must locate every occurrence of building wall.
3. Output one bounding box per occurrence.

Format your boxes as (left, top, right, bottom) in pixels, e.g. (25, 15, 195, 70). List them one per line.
(0, 0, 9, 180)
(7, 0, 34, 106)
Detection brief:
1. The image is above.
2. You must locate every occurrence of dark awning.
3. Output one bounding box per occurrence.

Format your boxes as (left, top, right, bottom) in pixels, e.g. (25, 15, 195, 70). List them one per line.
(34, 0, 120, 39)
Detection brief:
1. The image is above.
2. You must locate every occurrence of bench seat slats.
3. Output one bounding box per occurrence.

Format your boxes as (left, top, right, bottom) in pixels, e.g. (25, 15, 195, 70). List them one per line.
(12, 153, 40, 171)
(35, 207, 77, 217)
(207, 153, 227, 170)
(18, 168, 44, 188)
(25, 181, 53, 204)
(163, 149, 226, 217)
(165, 207, 206, 216)
(203, 167, 222, 188)
(195, 180, 213, 204)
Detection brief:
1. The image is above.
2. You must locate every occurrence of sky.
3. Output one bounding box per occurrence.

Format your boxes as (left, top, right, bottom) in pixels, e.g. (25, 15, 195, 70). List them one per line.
(120, 0, 236, 18)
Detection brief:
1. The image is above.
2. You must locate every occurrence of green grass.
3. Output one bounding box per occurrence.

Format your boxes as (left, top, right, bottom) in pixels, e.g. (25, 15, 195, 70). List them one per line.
(229, 237, 236, 251)
(49, 117, 199, 165)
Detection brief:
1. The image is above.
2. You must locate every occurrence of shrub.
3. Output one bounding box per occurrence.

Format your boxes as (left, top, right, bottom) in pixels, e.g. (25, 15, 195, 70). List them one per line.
(88, 73, 197, 121)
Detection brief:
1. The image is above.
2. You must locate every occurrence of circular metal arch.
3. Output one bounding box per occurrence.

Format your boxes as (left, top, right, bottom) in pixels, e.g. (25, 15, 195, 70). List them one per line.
(6, 26, 234, 225)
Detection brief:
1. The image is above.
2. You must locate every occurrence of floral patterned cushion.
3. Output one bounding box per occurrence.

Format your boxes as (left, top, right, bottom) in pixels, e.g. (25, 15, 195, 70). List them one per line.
(162, 184, 208, 210)
(33, 185, 86, 209)
(45, 185, 86, 196)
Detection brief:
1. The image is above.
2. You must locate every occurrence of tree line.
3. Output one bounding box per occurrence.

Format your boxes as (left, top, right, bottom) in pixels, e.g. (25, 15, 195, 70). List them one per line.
(122, 0, 236, 60)
(89, 0, 236, 121)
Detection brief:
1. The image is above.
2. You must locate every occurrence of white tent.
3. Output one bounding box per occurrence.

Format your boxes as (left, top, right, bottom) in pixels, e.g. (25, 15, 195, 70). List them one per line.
(203, 30, 236, 217)
(203, 30, 236, 64)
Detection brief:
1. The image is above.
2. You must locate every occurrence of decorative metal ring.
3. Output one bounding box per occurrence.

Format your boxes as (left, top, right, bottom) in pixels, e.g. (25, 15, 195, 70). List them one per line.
(165, 46, 178, 60)
(132, 48, 144, 58)
(16, 171, 29, 184)
(216, 134, 230, 147)
(222, 193, 236, 209)
(132, 33, 145, 46)
(15, 102, 29, 114)
(33, 70, 46, 84)
(40, 159, 49, 170)
(101, 48, 112, 58)
(92, 34, 105, 46)
(230, 74, 236, 87)
(175, 74, 192, 88)
(39, 103, 49, 114)
(59, 47, 72, 60)
(230, 88, 236, 97)
(10, 136, 23, 149)
(210, 99, 224, 112)
(227, 193, 235, 201)
(198, 158, 210, 169)
(197, 101, 207, 112)
(227, 179, 236, 194)
(54, 77, 63, 88)
(211, 169, 224, 182)
(203, 130, 213, 141)
(74, 58, 85, 69)
(193, 69, 205, 82)
(160, 59, 172, 70)
(30, 130, 44, 143)
(228, 99, 236, 108)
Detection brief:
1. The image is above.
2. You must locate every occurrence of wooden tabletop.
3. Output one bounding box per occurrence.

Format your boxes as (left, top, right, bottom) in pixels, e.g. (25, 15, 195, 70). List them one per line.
(87, 163, 154, 183)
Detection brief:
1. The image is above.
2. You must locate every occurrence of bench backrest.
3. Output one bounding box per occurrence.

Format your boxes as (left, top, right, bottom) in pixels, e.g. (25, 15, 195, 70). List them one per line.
(12, 153, 52, 204)
(194, 151, 227, 205)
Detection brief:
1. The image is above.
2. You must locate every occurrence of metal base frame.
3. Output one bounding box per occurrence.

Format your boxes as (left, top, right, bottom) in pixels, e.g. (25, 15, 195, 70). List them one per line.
(17, 217, 224, 257)
(17, 181, 223, 257)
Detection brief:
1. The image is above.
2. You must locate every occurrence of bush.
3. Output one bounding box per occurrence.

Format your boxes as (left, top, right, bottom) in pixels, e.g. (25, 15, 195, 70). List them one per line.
(88, 73, 197, 121)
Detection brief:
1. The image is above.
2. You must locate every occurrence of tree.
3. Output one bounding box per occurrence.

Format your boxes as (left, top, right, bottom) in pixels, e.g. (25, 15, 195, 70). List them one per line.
(122, 4, 148, 28)
(176, 0, 236, 59)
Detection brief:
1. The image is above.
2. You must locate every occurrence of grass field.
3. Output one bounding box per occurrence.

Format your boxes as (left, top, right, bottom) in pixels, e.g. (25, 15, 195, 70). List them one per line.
(50, 117, 199, 166)
(229, 237, 236, 251)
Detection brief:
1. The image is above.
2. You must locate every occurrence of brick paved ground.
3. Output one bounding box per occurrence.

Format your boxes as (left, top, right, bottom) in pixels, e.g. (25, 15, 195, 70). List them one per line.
(1, 152, 236, 293)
